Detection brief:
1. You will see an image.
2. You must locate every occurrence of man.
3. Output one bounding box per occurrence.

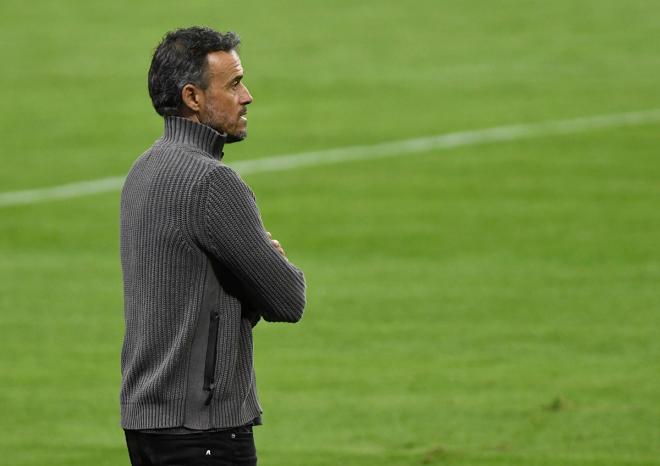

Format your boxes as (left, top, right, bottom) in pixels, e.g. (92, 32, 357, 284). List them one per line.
(119, 26, 306, 466)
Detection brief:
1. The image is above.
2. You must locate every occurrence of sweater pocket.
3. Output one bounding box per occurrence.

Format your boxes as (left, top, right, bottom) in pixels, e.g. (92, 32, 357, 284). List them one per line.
(203, 310, 220, 405)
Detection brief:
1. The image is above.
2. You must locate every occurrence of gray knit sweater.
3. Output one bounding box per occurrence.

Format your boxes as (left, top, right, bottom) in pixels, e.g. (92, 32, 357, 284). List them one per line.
(119, 116, 306, 430)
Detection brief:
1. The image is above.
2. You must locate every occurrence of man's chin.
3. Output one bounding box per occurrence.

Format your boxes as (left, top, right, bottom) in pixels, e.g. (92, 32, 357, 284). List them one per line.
(198, 118, 246, 143)
(226, 131, 247, 144)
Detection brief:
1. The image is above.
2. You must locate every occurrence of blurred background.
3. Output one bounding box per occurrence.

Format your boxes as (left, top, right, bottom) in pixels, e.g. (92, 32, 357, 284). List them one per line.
(1, 1, 659, 465)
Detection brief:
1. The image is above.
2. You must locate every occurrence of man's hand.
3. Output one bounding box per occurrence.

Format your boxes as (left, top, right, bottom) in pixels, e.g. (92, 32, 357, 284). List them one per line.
(267, 231, 287, 259)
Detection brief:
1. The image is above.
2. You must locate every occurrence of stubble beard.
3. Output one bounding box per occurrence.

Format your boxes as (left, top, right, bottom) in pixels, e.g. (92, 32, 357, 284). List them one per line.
(201, 105, 246, 143)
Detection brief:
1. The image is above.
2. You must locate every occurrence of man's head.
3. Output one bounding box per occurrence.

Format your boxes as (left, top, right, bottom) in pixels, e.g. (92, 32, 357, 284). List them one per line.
(148, 26, 253, 141)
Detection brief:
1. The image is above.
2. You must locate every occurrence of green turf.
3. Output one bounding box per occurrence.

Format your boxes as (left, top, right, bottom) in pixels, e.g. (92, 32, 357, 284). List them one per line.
(1, 1, 659, 465)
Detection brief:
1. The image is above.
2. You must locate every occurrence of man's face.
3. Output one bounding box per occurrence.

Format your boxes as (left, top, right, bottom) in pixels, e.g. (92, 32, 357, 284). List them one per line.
(198, 50, 253, 140)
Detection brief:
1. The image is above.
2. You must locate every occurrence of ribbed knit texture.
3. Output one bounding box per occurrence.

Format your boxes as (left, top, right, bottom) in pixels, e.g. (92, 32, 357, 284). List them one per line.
(120, 116, 306, 430)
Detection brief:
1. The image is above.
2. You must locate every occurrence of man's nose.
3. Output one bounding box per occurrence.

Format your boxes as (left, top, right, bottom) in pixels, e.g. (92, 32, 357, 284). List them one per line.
(241, 84, 253, 105)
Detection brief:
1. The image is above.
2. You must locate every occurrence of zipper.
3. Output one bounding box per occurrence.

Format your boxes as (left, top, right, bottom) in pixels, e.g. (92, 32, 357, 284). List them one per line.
(203, 310, 220, 405)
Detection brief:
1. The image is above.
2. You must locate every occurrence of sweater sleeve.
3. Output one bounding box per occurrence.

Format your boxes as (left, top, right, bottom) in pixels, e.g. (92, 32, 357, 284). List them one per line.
(196, 164, 306, 323)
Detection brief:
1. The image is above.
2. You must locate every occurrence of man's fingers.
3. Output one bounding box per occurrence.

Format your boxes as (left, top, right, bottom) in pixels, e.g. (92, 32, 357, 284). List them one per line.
(267, 231, 286, 257)
(271, 239, 286, 257)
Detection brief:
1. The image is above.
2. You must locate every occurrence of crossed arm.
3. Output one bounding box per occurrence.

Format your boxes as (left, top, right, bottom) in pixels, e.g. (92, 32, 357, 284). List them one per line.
(196, 165, 306, 323)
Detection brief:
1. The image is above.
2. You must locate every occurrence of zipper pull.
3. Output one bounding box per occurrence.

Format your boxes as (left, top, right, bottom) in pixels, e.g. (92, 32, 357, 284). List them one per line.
(204, 382, 216, 406)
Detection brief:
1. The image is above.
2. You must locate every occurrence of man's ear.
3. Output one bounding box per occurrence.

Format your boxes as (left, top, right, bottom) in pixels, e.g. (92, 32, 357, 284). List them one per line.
(181, 83, 203, 113)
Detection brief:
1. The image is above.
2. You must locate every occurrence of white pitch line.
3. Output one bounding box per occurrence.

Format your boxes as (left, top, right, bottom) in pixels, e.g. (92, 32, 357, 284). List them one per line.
(2, 108, 660, 208)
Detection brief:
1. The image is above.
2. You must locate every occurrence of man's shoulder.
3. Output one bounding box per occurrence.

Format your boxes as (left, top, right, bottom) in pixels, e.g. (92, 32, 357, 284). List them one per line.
(122, 141, 226, 208)
(156, 138, 223, 170)
(203, 164, 254, 200)
(127, 138, 221, 180)
(205, 163, 243, 183)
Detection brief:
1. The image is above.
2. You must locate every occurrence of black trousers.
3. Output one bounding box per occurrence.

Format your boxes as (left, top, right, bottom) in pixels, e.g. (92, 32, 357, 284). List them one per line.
(124, 426, 257, 466)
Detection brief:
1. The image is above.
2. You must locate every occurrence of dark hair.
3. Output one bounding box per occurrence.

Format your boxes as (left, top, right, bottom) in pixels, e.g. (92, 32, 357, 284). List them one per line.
(148, 26, 240, 117)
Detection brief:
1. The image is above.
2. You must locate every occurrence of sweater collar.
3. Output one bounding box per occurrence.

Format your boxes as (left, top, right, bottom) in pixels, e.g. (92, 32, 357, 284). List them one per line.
(163, 116, 226, 160)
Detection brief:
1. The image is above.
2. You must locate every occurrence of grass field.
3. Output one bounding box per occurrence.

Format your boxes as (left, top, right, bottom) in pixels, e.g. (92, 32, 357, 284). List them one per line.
(1, 1, 660, 465)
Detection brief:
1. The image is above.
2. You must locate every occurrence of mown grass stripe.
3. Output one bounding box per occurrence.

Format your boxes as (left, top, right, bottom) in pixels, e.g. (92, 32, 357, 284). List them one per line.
(1, 108, 659, 208)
